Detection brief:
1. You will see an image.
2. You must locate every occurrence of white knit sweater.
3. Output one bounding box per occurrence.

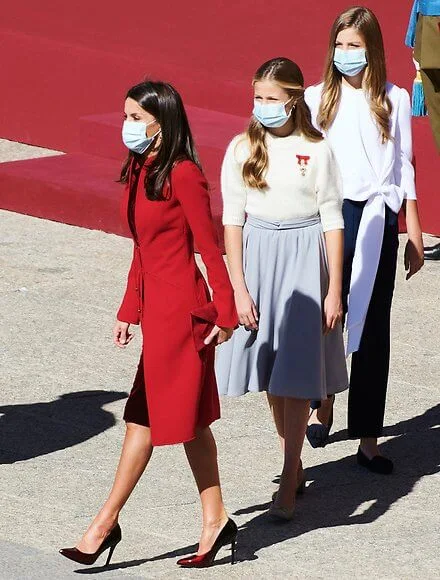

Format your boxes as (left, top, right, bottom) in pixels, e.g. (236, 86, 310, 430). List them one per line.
(221, 130, 344, 232)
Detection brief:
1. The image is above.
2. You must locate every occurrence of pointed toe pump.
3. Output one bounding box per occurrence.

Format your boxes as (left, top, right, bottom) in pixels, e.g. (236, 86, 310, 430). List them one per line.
(59, 523, 122, 567)
(177, 518, 238, 568)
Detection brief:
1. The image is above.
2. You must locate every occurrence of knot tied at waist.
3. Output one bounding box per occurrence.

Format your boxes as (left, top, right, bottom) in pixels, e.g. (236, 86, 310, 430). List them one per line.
(346, 184, 404, 356)
(246, 214, 321, 231)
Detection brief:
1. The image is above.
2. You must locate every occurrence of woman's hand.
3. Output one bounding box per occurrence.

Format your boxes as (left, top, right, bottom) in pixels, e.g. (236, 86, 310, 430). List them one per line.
(404, 200, 424, 281)
(234, 288, 259, 330)
(204, 326, 234, 346)
(404, 235, 424, 280)
(113, 320, 134, 348)
(323, 291, 343, 335)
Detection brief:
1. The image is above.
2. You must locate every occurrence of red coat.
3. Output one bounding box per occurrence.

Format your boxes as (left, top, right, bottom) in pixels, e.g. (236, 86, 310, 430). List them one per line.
(117, 158, 238, 446)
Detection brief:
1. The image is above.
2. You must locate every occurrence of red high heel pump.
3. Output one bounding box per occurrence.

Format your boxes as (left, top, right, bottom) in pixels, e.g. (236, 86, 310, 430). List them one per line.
(177, 518, 238, 568)
(59, 523, 121, 567)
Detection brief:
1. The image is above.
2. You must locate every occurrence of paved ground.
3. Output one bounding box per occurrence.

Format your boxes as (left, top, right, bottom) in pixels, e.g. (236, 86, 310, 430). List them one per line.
(0, 140, 439, 579)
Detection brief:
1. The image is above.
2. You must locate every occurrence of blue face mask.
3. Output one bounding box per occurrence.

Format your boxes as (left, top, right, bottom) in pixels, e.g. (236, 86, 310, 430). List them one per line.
(252, 97, 294, 128)
(333, 48, 367, 77)
(122, 120, 161, 154)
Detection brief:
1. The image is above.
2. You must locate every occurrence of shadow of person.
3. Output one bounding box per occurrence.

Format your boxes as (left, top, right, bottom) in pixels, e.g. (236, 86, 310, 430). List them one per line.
(73, 542, 198, 575)
(230, 402, 440, 562)
(79, 289, 336, 572)
(69, 288, 437, 571)
(92, 406, 439, 571)
(0, 390, 128, 463)
(253, 283, 343, 399)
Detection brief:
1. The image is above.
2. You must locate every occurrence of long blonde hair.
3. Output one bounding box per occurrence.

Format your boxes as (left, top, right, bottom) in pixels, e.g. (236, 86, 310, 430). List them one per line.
(242, 57, 323, 190)
(317, 6, 392, 143)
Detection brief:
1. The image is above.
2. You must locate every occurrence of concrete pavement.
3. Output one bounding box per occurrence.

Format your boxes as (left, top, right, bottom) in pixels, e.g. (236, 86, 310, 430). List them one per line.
(0, 140, 439, 579)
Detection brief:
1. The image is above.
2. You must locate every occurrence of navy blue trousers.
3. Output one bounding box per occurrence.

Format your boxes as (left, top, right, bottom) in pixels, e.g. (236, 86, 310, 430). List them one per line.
(343, 200, 399, 438)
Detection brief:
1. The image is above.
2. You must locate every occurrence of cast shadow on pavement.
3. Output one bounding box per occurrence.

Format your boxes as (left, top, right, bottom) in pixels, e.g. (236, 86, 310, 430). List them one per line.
(74, 402, 439, 573)
(0, 390, 128, 463)
(233, 402, 440, 562)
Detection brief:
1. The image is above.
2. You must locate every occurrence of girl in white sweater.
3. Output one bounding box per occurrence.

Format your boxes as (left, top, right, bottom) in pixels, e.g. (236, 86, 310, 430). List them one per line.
(216, 57, 348, 520)
(305, 7, 424, 473)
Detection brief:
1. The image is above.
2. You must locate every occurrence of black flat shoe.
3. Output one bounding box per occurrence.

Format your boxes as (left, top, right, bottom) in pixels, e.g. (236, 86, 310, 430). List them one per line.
(59, 523, 121, 567)
(357, 448, 393, 475)
(306, 402, 334, 448)
(424, 243, 440, 261)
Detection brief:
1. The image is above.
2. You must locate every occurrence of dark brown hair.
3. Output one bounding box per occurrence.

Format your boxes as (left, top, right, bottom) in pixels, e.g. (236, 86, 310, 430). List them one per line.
(119, 80, 201, 201)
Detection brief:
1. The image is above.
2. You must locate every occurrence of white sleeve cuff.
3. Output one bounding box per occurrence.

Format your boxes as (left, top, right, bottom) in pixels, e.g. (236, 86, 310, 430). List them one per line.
(321, 218, 345, 233)
(404, 189, 417, 200)
(222, 214, 245, 227)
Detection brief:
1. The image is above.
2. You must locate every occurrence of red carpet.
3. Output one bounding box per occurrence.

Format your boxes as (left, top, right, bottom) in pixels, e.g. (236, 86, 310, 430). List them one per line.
(0, 154, 125, 234)
(0, 106, 247, 245)
(0, 1, 438, 235)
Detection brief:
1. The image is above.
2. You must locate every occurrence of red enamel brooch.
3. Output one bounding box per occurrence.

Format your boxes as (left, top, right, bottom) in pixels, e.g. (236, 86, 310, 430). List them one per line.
(296, 155, 310, 176)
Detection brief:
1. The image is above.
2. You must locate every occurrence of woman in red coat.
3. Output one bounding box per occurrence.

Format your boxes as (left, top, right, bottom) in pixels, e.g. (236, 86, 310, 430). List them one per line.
(60, 81, 238, 569)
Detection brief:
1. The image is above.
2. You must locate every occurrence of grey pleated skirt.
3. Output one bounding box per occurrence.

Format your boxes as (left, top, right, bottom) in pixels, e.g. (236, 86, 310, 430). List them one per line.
(216, 215, 348, 400)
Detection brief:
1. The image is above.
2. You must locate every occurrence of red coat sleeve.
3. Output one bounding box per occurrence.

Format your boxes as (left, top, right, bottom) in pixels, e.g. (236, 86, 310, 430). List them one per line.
(172, 161, 238, 329)
(117, 246, 141, 325)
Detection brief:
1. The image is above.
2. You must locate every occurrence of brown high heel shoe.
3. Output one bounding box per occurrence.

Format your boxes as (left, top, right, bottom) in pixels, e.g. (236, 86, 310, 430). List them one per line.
(272, 472, 306, 502)
(177, 518, 238, 568)
(59, 523, 121, 567)
(268, 500, 295, 521)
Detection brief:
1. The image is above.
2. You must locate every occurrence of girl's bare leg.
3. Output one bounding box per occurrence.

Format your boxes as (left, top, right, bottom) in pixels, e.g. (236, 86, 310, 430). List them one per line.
(268, 394, 305, 486)
(267, 393, 285, 453)
(274, 397, 309, 509)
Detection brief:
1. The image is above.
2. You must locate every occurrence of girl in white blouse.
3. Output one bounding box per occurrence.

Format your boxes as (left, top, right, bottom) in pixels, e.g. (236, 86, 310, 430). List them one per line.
(216, 57, 348, 520)
(305, 6, 424, 473)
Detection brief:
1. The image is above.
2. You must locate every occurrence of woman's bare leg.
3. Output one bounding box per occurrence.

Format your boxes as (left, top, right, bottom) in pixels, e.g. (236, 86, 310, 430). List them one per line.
(275, 397, 310, 509)
(184, 427, 228, 555)
(76, 422, 153, 553)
